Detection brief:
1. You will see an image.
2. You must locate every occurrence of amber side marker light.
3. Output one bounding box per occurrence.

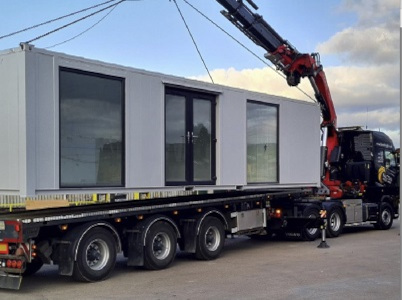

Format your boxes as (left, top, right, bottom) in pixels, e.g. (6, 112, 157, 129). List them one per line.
(59, 224, 68, 231)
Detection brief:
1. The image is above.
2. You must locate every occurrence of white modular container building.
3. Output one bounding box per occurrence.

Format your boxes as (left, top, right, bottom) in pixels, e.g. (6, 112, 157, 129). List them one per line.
(0, 45, 321, 197)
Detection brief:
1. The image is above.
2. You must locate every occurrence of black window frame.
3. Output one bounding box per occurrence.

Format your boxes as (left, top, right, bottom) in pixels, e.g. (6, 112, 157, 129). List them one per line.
(59, 67, 125, 188)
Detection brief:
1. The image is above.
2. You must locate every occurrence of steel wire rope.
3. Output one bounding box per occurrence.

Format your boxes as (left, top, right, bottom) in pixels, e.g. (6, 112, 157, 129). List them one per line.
(25, 0, 125, 44)
(172, 0, 214, 84)
(181, 0, 316, 103)
(45, 4, 119, 49)
(0, 0, 118, 41)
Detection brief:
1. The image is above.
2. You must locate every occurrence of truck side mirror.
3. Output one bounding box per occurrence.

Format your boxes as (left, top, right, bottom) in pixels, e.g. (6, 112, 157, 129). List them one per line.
(330, 146, 341, 164)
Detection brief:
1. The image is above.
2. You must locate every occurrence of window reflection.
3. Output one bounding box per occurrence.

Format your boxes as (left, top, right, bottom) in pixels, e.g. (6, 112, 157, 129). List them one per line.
(247, 102, 278, 183)
(165, 94, 186, 182)
(193, 99, 212, 181)
(59, 68, 124, 187)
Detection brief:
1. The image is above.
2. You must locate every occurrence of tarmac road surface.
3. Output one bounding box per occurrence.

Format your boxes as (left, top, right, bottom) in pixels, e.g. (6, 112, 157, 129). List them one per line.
(1, 220, 400, 300)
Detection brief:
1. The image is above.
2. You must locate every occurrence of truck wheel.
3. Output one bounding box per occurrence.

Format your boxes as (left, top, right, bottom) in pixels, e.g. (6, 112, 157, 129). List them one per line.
(144, 221, 177, 270)
(73, 227, 117, 282)
(23, 257, 44, 276)
(326, 208, 344, 238)
(195, 216, 225, 260)
(374, 203, 394, 230)
(302, 207, 320, 241)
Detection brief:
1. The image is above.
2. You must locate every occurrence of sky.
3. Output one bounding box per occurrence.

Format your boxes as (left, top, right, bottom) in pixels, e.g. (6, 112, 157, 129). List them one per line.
(0, 0, 400, 147)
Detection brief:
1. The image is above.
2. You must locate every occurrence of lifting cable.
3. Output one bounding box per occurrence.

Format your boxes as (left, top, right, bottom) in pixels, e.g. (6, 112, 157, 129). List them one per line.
(0, 0, 117, 41)
(45, 4, 119, 49)
(172, 0, 214, 84)
(181, 0, 316, 103)
(25, 0, 126, 44)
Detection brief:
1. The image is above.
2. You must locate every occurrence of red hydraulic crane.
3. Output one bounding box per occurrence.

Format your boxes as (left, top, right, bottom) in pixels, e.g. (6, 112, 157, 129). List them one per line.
(216, 0, 343, 198)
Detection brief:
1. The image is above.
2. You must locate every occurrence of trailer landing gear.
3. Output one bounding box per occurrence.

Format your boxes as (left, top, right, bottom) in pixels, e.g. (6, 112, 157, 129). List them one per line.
(317, 216, 330, 249)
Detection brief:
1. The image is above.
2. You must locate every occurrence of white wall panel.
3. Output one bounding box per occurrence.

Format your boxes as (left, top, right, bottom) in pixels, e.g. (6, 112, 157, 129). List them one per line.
(279, 100, 321, 184)
(218, 89, 247, 186)
(34, 52, 58, 190)
(0, 50, 23, 193)
(126, 73, 165, 188)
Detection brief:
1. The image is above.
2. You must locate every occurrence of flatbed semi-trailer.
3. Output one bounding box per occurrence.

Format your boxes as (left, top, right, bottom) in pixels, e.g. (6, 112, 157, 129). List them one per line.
(0, 184, 398, 290)
(0, 188, 325, 289)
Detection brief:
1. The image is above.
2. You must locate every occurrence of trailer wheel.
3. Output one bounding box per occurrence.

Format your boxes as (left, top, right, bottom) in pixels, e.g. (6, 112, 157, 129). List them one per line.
(302, 207, 320, 241)
(73, 227, 117, 282)
(23, 257, 44, 277)
(144, 221, 177, 270)
(195, 216, 225, 260)
(326, 208, 344, 238)
(374, 202, 394, 230)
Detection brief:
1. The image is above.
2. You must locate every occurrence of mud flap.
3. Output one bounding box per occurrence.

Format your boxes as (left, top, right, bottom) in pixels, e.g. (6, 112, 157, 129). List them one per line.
(55, 241, 74, 276)
(127, 230, 144, 267)
(180, 219, 197, 253)
(0, 272, 22, 290)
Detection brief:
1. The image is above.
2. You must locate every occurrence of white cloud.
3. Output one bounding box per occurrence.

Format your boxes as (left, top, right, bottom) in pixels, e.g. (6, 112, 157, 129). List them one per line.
(339, 0, 399, 26)
(191, 67, 313, 101)
(317, 26, 399, 65)
(338, 108, 400, 131)
(324, 65, 399, 111)
(318, 0, 400, 65)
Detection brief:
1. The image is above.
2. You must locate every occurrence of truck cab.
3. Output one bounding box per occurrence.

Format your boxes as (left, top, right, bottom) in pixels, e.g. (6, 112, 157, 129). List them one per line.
(333, 128, 399, 190)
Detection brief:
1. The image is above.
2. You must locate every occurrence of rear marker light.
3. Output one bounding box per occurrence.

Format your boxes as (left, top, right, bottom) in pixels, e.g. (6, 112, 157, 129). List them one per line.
(16, 260, 23, 269)
(270, 209, 282, 218)
(4, 259, 24, 269)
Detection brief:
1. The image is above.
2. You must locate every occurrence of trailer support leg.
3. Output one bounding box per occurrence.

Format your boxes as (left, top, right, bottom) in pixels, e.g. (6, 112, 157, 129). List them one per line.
(317, 218, 330, 249)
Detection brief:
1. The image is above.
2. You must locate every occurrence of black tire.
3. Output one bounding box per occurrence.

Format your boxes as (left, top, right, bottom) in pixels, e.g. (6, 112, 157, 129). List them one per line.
(23, 257, 44, 277)
(72, 227, 117, 282)
(326, 208, 344, 238)
(374, 202, 394, 230)
(302, 207, 321, 241)
(195, 216, 225, 260)
(144, 221, 177, 270)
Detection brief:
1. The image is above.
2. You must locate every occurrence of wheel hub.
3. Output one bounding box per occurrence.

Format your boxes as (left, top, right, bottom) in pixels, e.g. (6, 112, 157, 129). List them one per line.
(85, 239, 109, 270)
(152, 233, 171, 260)
(205, 226, 220, 251)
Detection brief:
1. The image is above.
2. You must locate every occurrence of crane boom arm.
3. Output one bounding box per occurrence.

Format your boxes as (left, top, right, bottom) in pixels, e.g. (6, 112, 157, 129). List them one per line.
(216, 0, 337, 127)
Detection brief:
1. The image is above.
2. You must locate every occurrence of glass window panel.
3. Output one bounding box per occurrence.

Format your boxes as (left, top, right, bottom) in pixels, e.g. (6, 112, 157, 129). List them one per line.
(165, 94, 186, 182)
(247, 102, 278, 183)
(60, 69, 124, 187)
(193, 99, 212, 181)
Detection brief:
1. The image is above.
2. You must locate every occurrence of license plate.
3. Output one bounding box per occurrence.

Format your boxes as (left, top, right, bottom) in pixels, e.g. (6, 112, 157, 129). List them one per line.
(0, 243, 8, 255)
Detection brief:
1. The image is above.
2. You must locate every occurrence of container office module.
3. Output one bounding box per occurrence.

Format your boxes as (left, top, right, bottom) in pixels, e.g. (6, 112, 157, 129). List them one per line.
(0, 44, 320, 198)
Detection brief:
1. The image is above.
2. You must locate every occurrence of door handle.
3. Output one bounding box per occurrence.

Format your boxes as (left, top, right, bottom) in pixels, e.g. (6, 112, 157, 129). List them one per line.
(187, 131, 191, 144)
(191, 132, 198, 144)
